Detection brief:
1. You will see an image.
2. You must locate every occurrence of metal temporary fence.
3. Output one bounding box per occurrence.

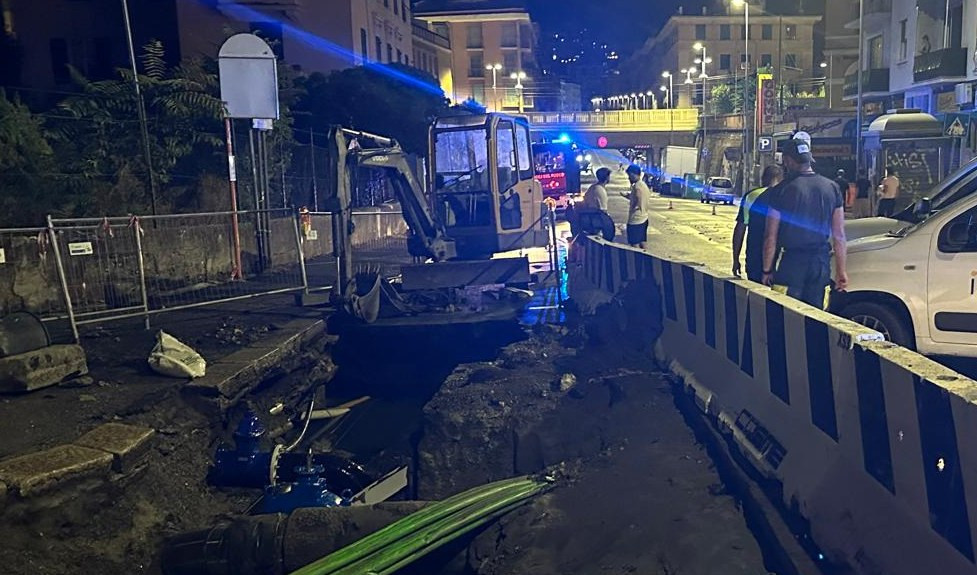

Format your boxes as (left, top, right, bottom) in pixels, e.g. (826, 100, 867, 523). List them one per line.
(43, 209, 307, 338)
(0, 226, 75, 342)
(2, 206, 415, 341)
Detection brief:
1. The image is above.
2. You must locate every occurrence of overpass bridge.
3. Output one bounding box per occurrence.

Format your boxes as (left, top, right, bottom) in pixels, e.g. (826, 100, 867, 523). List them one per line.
(527, 109, 699, 149)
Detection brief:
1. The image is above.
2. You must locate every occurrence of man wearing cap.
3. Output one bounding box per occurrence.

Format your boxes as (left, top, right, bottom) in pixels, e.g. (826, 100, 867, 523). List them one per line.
(761, 138, 848, 308)
(621, 164, 652, 249)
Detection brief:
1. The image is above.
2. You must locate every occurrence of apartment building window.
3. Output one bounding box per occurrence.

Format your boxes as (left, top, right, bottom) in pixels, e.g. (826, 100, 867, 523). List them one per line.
(383, 0, 388, 7)
(360, 29, 368, 61)
(466, 23, 483, 48)
(784, 24, 796, 40)
(695, 24, 706, 40)
(401, 0, 407, 22)
(719, 53, 731, 70)
(740, 53, 752, 66)
(469, 52, 484, 77)
(741, 25, 750, 40)
(760, 53, 772, 67)
(503, 51, 517, 71)
(397, 48, 402, 63)
(720, 25, 730, 40)
(393, 0, 397, 14)
(472, 84, 485, 103)
(501, 22, 517, 47)
(375, 37, 382, 60)
(520, 24, 532, 48)
(784, 53, 797, 68)
(387, 43, 393, 63)
(899, 19, 908, 60)
(762, 24, 772, 40)
(50, 38, 70, 83)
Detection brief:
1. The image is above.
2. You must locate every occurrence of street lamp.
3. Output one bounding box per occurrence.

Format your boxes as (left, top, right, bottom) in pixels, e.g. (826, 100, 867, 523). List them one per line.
(732, 0, 751, 190)
(660, 84, 674, 145)
(630, 92, 638, 109)
(820, 60, 833, 109)
(645, 89, 653, 109)
(510, 71, 527, 113)
(662, 70, 674, 109)
(486, 63, 502, 111)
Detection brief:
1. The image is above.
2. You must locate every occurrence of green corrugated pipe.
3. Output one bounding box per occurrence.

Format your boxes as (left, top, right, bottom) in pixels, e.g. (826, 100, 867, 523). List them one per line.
(332, 482, 546, 575)
(290, 475, 550, 575)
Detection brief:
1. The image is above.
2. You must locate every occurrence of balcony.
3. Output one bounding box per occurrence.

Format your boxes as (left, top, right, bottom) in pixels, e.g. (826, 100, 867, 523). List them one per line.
(914, 47, 967, 82)
(842, 68, 890, 98)
(412, 23, 450, 50)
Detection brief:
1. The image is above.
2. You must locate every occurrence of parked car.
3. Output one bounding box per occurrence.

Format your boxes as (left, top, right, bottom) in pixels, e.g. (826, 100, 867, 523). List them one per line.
(831, 156, 977, 357)
(701, 177, 735, 204)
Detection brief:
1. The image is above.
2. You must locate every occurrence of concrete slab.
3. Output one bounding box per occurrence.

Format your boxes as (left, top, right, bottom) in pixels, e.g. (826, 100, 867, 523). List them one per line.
(185, 319, 326, 401)
(0, 445, 112, 497)
(73, 423, 155, 473)
(0, 345, 88, 394)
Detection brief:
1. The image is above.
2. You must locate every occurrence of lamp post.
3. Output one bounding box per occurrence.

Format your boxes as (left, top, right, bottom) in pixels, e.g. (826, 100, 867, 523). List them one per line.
(820, 60, 832, 108)
(510, 71, 527, 113)
(660, 83, 674, 145)
(732, 0, 751, 191)
(645, 90, 654, 109)
(486, 63, 502, 111)
(662, 70, 674, 108)
(121, 0, 159, 215)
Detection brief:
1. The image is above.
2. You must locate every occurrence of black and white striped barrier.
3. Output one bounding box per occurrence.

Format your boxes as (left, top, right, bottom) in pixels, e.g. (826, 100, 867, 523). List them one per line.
(568, 233, 977, 575)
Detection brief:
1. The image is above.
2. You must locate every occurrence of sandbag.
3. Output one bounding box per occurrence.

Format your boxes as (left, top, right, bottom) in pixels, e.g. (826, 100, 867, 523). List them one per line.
(148, 331, 206, 379)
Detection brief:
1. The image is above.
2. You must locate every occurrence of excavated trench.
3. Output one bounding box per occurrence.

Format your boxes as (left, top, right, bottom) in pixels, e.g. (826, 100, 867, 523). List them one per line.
(183, 278, 797, 575)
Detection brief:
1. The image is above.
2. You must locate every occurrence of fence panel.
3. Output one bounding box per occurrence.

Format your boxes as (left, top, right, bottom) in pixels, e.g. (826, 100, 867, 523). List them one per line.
(136, 209, 306, 313)
(0, 227, 74, 341)
(48, 217, 146, 326)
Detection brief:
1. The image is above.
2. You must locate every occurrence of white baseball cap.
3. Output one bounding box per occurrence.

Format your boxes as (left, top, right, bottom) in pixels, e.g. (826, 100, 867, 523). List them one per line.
(793, 131, 812, 144)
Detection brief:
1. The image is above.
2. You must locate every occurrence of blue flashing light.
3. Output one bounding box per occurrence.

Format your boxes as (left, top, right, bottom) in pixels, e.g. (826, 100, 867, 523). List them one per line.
(556, 133, 572, 143)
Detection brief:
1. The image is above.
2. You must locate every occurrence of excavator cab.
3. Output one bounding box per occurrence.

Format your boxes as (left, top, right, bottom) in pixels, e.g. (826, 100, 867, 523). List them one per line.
(429, 114, 547, 259)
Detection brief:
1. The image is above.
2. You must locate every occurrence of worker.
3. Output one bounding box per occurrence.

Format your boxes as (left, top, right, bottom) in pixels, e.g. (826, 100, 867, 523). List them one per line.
(732, 165, 784, 282)
(583, 167, 610, 211)
(761, 138, 848, 308)
(621, 164, 652, 249)
(877, 169, 900, 217)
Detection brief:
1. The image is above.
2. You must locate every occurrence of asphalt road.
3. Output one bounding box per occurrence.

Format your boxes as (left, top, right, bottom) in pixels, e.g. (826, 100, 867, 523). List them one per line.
(582, 150, 977, 379)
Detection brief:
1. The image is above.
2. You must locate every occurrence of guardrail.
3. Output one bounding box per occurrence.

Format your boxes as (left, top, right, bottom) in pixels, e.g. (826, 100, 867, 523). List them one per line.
(570, 233, 977, 575)
(527, 109, 700, 132)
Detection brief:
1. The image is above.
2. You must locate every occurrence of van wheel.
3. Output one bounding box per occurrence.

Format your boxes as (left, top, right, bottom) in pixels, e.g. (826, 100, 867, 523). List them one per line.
(841, 301, 916, 350)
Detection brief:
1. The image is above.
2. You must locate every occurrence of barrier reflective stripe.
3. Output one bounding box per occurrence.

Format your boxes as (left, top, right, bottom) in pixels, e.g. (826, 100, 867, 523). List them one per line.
(570, 234, 977, 573)
(804, 318, 838, 441)
(916, 376, 974, 561)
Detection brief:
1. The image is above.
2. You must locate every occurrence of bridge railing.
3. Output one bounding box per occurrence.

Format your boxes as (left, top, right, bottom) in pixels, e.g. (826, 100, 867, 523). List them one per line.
(527, 109, 700, 132)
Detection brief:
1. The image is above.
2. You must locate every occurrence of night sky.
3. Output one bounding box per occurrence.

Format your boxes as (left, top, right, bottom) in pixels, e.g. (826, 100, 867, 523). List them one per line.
(526, 0, 710, 55)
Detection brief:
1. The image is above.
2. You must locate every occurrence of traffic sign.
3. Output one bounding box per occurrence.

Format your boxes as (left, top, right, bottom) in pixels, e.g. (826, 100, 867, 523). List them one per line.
(946, 117, 966, 137)
(758, 136, 774, 153)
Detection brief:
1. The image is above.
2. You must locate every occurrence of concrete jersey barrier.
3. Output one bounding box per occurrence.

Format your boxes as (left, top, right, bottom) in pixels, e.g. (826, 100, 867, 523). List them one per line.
(568, 233, 977, 575)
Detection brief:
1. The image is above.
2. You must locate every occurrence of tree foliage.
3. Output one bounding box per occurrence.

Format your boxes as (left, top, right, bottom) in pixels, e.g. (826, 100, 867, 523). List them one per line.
(0, 90, 57, 225)
(293, 63, 447, 154)
(47, 41, 225, 214)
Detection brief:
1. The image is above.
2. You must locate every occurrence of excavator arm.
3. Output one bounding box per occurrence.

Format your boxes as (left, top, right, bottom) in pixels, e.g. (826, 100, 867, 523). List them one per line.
(322, 127, 457, 301)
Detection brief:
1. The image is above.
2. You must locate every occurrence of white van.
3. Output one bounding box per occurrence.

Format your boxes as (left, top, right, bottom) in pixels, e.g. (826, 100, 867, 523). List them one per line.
(831, 158, 977, 357)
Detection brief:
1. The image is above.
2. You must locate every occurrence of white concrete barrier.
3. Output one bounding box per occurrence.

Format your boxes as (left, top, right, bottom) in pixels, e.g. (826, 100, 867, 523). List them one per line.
(569, 233, 977, 575)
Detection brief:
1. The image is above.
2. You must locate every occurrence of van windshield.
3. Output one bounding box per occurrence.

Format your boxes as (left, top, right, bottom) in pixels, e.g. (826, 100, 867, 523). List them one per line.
(892, 158, 977, 224)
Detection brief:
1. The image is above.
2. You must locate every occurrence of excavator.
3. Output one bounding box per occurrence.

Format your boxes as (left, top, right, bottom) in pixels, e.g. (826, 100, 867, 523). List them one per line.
(321, 113, 552, 325)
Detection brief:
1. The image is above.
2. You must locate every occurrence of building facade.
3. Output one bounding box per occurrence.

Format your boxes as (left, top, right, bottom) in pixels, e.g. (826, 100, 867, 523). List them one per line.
(412, 19, 453, 95)
(2, 0, 415, 92)
(622, 7, 822, 110)
(822, 0, 858, 109)
(414, 0, 538, 111)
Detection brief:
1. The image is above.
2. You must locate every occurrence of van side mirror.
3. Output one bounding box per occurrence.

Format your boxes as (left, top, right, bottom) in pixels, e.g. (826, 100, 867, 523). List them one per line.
(913, 197, 932, 218)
